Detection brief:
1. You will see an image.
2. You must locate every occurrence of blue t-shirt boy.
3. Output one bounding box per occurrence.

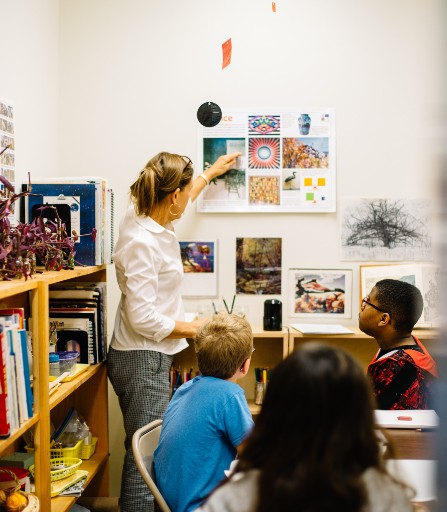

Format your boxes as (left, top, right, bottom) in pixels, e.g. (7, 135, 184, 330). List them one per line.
(154, 375, 253, 512)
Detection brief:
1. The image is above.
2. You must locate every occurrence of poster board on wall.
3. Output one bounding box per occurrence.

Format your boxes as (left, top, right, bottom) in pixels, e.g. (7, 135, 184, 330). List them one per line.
(197, 109, 336, 213)
(360, 263, 439, 328)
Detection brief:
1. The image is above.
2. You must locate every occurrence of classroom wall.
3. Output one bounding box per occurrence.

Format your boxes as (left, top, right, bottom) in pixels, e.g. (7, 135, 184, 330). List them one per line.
(2, 0, 445, 498)
(1, 0, 60, 183)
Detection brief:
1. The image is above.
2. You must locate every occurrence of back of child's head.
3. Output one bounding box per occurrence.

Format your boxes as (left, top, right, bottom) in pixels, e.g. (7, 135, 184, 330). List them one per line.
(240, 343, 380, 474)
(195, 314, 253, 379)
(374, 278, 424, 332)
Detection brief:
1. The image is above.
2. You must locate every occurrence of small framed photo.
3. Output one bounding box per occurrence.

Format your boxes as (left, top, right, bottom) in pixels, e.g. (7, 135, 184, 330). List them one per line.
(360, 263, 439, 328)
(288, 269, 352, 318)
(179, 240, 218, 298)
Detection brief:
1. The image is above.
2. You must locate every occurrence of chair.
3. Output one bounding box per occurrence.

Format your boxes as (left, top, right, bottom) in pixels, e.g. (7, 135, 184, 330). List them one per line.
(132, 419, 171, 512)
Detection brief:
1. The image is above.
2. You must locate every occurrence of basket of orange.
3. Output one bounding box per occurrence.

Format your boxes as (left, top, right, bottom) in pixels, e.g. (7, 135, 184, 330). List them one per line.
(0, 469, 39, 512)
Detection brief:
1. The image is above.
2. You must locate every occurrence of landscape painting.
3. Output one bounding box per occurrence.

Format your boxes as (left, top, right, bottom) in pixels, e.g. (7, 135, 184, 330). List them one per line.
(236, 237, 282, 294)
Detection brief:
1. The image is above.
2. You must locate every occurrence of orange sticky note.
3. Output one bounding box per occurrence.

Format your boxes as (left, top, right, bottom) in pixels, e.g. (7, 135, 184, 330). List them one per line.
(317, 177, 326, 186)
(222, 38, 232, 70)
(304, 177, 312, 187)
(272, 2, 276, 12)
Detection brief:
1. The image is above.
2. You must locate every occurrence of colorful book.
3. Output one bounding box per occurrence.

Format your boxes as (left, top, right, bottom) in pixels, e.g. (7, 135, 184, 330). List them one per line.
(0, 319, 10, 438)
(18, 329, 33, 419)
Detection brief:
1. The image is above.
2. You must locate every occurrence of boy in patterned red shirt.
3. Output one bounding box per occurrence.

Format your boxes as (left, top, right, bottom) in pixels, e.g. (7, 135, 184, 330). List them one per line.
(359, 279, 437, 409)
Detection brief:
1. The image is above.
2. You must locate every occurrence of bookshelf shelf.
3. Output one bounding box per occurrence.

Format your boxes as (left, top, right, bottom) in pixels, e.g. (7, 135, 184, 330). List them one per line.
(0, 415, 40, 456)
(50, 453, 109, 512)
(0, 265, 109, 511)
(49, 363, 105, 410)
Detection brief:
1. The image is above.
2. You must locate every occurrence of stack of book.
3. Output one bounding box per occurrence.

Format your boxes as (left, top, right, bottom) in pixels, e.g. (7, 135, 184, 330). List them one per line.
(49, 282, 107, 365)
(21, 176, 115, 266)
(0, 308, 33, 438)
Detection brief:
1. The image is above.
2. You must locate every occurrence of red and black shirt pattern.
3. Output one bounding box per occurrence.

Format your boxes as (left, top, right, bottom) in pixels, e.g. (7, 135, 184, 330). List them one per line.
(367, 336, 437, 410)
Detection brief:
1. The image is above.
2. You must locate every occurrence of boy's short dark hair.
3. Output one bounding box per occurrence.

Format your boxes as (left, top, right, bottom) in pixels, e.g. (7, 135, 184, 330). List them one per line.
(375, 279, 424, 332)
(194, 314, 253, 379)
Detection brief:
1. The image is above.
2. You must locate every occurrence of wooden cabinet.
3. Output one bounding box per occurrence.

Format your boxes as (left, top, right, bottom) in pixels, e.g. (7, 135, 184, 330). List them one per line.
(174, 325, 438, 417)
(0, 266, 109, 512)
(289, 326, 438, 370)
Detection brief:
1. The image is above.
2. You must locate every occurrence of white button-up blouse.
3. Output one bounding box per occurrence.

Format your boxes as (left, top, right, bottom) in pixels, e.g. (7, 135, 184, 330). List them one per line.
(110, 205, 188, 355)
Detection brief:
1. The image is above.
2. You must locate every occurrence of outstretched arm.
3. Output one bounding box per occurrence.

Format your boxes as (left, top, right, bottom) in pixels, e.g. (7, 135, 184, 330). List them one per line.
(189, 152, 242, 202)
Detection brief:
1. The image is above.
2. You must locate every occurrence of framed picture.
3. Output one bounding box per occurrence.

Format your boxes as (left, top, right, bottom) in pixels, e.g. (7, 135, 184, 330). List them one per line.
(236, 237, 282, 295)
(179, 240, 218, 298)
(288, 269, 352, 318)
(360, 263, 439, 328)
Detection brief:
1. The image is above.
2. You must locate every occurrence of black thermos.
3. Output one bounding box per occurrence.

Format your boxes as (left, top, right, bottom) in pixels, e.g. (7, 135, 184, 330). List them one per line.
(263, 299, 282, 331)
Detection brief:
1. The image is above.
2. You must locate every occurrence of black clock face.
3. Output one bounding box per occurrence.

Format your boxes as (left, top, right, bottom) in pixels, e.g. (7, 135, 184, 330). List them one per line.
(197, 102, 222, 127)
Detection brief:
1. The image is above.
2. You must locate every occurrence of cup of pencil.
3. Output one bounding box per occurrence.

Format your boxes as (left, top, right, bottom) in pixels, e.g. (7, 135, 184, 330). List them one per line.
(254, 367, 270, 405)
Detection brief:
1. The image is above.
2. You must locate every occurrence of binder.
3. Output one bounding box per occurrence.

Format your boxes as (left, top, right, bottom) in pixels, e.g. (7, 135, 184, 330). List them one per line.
(23, 182, 97, 266)
(21, 177, 114, 266)
(106, 188, 115, 264)
(49, 282, 106, 362)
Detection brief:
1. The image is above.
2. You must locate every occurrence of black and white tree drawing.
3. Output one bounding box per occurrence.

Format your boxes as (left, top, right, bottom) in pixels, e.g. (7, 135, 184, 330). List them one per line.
(341, 198, 432, 261)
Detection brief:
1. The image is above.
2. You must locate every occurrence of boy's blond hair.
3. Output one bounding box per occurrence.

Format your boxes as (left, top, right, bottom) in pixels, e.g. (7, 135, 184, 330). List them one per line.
(194, 314, 253, 379)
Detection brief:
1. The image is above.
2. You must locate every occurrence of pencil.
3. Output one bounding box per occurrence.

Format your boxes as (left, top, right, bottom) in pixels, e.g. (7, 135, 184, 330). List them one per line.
(230, 295, 236, 314)
(222, 297, 230, 314)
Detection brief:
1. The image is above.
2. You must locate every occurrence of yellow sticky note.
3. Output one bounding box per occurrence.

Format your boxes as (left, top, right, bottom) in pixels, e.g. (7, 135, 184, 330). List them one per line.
(317, 177, 326, 186)
(304, 177, 312, 187)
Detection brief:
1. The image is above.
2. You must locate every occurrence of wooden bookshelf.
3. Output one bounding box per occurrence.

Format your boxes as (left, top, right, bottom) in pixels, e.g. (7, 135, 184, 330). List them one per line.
(0, 266, 109, 511)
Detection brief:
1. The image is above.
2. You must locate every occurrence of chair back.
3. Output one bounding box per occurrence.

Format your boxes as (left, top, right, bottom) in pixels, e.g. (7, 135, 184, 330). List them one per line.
(132, 419, 171, 512)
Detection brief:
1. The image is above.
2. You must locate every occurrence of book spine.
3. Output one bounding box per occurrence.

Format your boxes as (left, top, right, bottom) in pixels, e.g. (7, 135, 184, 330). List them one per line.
(0, 322, 10, 437)
(19, 329, 33, 418)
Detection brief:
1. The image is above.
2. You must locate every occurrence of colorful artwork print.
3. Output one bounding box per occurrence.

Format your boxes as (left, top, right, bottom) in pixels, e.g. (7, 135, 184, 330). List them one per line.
(282, 169, 300, 190)
(283, 137, 329, 169)
(236, 237, 282, 295)
(203, 137, 246, 171)
(248, 138, 280, 169)
(288, 269, 352, 318)
(0, 98, 15, 203)
(196, 108, 336, 213)
(249, 176, 280, 205)
(248, 115, 280, 135)
(179, 241, 215, 273)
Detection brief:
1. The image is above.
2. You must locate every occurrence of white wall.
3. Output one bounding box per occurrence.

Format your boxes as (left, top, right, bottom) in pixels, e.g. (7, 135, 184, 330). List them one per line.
(0, 0, 60, 183)
(2, 0, 444, 497)
(57, 0, 444, 496)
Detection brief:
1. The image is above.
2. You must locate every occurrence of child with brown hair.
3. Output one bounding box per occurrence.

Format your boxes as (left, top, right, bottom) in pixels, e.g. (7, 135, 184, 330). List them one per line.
(154, 313, 254, 512)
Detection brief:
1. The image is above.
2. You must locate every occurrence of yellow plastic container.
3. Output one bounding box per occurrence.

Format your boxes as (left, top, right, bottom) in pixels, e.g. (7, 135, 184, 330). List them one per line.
(29, 457, 82, 482)
(80, 437, 98, 459)
(25, 439, 84, 460)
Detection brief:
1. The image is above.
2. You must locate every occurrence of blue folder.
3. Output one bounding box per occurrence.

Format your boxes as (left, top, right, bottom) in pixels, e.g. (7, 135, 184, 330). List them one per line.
(25, 182, 97, 266)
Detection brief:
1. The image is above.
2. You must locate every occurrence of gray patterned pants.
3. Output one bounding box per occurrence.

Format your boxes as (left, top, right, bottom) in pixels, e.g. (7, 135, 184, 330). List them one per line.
(107, 347, 173, 512)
